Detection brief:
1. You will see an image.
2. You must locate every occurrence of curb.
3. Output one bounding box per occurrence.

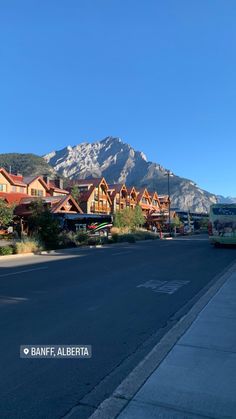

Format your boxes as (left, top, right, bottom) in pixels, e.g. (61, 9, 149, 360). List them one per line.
(0, 247, 83, 261)
(0, 252, 36, 261)
(0, 238, 159, 261)
(87, 261, 236, 419)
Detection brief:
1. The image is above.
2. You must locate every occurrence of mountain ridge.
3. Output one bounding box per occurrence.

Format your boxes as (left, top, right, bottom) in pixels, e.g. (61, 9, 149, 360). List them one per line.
(44, 137, 218, 212)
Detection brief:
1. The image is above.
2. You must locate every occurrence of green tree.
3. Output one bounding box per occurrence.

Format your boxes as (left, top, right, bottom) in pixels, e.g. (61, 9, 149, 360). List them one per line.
(133, 206, 145, 230)
(170, 215, 182, 229)
(114, 206, 145, 231)
(71, 185, 81, 203)
(199, 217, 209, 230)
(0, 199, 14, 226)
(28, 199, 60, 249)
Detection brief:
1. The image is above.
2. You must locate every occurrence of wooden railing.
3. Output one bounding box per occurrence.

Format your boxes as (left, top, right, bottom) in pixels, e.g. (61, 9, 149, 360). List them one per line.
(90, 203, 109, 213)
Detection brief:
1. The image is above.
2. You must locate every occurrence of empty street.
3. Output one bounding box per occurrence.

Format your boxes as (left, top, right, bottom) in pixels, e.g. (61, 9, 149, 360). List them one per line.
(0, 237, 235, 419)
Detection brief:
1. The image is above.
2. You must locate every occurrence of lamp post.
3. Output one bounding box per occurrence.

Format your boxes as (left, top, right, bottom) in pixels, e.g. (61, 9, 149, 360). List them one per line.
(165, 170, 172, 236)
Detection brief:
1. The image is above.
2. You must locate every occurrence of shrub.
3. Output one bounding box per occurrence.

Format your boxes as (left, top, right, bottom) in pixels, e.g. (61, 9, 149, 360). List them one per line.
(126, 235, 136, 243)
(111, 233, 119, 243)
(14, 238, 41, 254)
(110, 230, 158, 244)
(87, 236, 101, 246)
(133, 231, 157, 241)
(0, 246, 14, 255)
(100, 236, 109, 245)
(76, 231, 89, 244)
(117, 233, 136, 243)
(110, 227, 120, 235)
(58, 231, 78, 248)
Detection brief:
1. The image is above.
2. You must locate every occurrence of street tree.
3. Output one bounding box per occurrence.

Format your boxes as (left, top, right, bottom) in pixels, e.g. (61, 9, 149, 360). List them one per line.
(114, 206, 145, 231)
(0, 199, 14, 226)
(71, 185, 81, 203)
(28, 199, 60, 248)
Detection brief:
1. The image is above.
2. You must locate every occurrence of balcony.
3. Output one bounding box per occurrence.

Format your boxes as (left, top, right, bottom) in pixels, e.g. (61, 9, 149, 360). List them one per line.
(127, 197, 136, 204)
(116, 197, 127, 204)
(94, 193, 108, 200)
(90, 203, 109, 213)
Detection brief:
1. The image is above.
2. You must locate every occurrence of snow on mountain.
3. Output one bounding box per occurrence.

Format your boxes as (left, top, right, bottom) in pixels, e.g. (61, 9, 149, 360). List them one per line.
(217, 195, 236, 204)
(44, 136, 218, 212)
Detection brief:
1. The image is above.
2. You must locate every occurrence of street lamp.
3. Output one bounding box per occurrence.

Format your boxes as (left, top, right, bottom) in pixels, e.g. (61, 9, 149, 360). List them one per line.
(165, 170, 173, 236)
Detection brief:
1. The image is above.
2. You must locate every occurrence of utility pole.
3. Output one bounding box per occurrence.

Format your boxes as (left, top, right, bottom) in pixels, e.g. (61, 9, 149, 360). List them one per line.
(164, 170, 173, 236)
(167, 170, 171, 236)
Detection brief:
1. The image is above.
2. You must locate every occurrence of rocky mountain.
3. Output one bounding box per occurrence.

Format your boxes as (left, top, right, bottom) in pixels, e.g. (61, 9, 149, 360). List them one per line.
(0, 153, 55, 177)
(44, 137, 218, 212)
(217, 195, 236, 204)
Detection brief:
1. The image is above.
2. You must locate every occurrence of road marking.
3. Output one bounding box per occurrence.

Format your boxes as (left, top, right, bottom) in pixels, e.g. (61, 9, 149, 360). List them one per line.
(137, 279, 190, 295)
(111, 251, 132, 256)
(173, 238, 209, 242)
(0, 267, 48, 278)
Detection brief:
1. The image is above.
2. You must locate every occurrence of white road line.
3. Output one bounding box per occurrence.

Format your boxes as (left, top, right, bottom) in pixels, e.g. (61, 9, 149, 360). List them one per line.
(111, 251, 132, 256)
(172, 239, 208, 241)
(0, 267, 48, 278)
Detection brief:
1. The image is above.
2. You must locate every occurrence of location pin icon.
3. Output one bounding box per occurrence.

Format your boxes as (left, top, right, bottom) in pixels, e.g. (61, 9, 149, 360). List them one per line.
(23, 348, 29, 355)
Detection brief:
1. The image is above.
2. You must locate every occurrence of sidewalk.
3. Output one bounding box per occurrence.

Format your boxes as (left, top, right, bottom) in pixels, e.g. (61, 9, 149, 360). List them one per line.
(117, 269, 236, 419)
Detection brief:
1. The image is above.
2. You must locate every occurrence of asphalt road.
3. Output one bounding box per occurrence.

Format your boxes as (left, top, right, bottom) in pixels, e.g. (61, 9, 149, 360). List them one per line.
(0, 236, 235, 419)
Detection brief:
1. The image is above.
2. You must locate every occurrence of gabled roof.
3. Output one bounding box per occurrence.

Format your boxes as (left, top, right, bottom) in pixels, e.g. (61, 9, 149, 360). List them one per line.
(108, 184, 127, 200)
(0, 167, 27, 187)
(73, 178, 112, 205)
(50, 195, 83, 214)
(151, 191, 161, 206)
(137, 188, 152, 203)
(14, 194, 83, 216)
(126, 186, 138, 196)
(152, 191, 159, 200)
(23, 176, 50, 191)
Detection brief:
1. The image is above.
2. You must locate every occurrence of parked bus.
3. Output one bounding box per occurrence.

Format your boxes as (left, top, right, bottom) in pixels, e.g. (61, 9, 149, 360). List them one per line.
(209, 204, 236, 246)
(57, 213, 113, 235)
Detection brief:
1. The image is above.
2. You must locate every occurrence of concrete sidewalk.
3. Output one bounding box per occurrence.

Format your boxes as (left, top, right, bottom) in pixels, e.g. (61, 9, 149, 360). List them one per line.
(117, 270, 236, 419)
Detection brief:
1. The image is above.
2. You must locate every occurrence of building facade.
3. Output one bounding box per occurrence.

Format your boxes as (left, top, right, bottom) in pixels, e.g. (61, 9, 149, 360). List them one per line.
(0, 167, 171, 228)
(69, 178, 112, 214)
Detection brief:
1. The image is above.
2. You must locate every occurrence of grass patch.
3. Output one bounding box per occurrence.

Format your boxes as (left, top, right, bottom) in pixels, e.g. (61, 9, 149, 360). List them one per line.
(0, 245, 14, 255)
(14, 238, 42, 254)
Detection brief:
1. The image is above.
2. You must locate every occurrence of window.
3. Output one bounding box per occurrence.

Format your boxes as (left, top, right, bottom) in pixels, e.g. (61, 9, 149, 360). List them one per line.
(31, 189, 44, 197)
(78, 186, 88, 192)
(0, 184, 7, 192)
(12, 186, 17, 192)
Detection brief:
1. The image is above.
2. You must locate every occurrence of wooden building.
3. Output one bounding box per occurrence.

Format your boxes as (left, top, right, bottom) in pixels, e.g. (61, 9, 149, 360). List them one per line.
(14, 195, 83, 218)
(151, 191, 161, 213)
(70, 178, 112, 214)
(0, 168, 28, 203)
(137, 188, 153, 216)
(158, 195, 170, 214)
(23, 175, 69, 198)
(126, 186, 138, 210)
(108, 184, 128, 213)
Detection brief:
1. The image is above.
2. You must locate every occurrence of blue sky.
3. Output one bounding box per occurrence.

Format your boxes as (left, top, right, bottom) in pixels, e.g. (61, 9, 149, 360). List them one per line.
(0, 1, 235, 196)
